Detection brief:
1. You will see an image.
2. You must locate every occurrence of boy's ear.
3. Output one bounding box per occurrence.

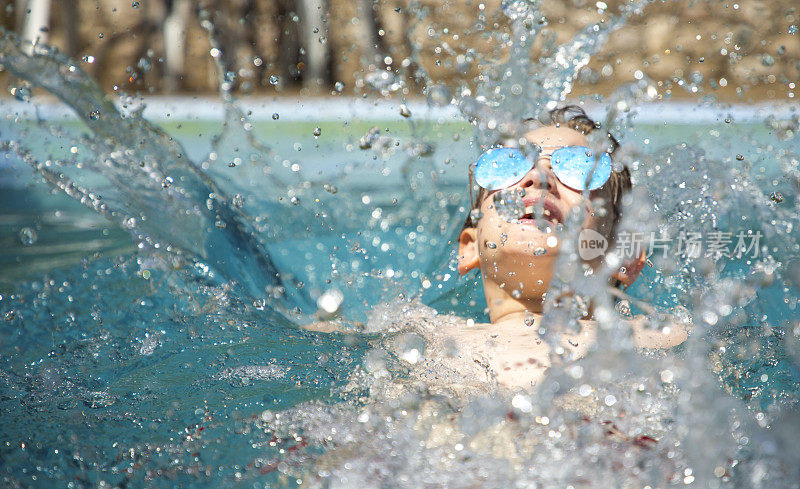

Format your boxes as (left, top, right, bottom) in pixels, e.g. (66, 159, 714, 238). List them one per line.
(457, 228, 480, 275)
(613, 249, 646, 287)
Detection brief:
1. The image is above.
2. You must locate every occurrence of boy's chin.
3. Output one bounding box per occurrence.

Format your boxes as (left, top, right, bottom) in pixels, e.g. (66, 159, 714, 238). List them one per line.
(502, 235, 561, 258)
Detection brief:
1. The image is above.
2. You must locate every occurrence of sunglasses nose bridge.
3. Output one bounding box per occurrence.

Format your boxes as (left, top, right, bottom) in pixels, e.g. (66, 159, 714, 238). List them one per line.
(534, 153, 552, 172)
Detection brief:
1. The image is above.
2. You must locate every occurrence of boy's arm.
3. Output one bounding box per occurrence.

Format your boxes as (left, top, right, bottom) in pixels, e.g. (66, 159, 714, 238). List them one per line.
(300, 318, 365, 333)
(609, 290, 692, 350)
(629, 314, 690, 349)
(301, 321, 347, 333)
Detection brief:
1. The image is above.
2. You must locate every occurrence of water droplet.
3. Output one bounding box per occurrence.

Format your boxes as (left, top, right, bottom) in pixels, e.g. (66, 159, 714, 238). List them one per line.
(137, 57, 152, 72)
(736, 154, 744, 161)
(215, 219, 227, 229)
(777, 45, 786, 56)
(404, 141, 434, 157)
(313, 127, 322, 137)
(290, 196, 300, 205)
(493, 188, 525, 222)
(397, 333, 426, 364)
(98, 33, 104, 39)
(269, 74, 280, 85)
(486, 241, 498, 249)
(399, 104, 412, 118)
(533, 247, 546, 256)
(616, 299, 632, 316)
(89, 110, 100, 120)
(364, 350, 389, 377)
(19, 227, 37, 245)
(316, 289, 344, 315)
(511, 289, 522, 298)
(272, 113, 280, 120)
(10, 86, 31, 102)
(318, 35, 327, 44)
(131, 1, 139, 8)
(469, 208, 482, 225)
(789, 24, 798, 35)
(511, 393, 533, 413)
(770, 191, 784, 203)
(161, 176, 173, 188)
(426, 84, 451, 107)
(323, 184, 338, 194)
(761, 54, 775, 67)
(359, 126, 380, 149)
(334, 81, 344, 92)
(81, 55, 95, 63)
(232, 194, 245, 208)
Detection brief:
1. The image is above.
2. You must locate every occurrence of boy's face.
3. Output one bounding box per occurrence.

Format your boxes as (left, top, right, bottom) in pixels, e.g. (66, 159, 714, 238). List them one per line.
(459, 124, 617, 306)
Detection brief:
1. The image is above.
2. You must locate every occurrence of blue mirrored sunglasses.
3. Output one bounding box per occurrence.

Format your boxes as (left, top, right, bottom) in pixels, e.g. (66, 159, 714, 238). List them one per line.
(473, 146, 612, 192)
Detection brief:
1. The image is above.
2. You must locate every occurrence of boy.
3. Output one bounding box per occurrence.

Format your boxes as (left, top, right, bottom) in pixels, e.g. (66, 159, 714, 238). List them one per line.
(450, 105, 688, 389)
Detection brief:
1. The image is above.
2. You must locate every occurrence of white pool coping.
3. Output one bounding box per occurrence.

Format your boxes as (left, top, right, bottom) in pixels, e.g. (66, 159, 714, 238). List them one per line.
(1, 95, 798, 124)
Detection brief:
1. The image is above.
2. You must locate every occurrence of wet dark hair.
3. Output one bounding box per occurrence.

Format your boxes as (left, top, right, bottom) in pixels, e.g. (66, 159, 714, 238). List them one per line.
(462, 104, 631, 237)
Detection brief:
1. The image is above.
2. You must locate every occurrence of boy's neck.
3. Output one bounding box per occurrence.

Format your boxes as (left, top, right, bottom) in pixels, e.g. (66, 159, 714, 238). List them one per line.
(483, 279, 546, 325)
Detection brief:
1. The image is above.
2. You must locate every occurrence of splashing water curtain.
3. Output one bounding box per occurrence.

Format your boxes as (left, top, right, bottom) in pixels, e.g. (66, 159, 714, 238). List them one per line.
(1, 1, 799, 488)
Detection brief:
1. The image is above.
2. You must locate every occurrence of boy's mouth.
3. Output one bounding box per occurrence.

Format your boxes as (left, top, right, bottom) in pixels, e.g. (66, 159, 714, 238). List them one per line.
(520, 199, 563, 225)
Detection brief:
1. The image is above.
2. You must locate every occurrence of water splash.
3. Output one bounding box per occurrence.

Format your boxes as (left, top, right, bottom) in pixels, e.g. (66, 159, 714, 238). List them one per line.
(1, 2, 799, 488)
(0, 30, 309, 314)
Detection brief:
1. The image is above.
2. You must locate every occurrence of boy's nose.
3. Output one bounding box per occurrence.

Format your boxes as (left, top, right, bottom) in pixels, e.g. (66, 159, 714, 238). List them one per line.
(516, 156, 558, 191)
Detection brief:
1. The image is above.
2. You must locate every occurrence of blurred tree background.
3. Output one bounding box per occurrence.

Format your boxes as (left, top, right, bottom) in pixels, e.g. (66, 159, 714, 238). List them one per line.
(1, 0, 797, 101)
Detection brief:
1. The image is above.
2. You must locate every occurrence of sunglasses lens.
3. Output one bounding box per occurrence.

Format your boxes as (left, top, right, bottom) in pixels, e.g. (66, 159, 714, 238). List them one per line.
(550, 147, 612, 190)
(474, 148, 531, 190)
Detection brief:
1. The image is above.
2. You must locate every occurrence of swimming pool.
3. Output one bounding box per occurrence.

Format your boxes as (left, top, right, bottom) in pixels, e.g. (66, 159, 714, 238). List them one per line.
(2, 12, 800, 489)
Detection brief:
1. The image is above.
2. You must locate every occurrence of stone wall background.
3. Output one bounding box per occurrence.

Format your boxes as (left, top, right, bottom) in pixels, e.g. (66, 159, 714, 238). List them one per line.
(1, 0, 797, 102)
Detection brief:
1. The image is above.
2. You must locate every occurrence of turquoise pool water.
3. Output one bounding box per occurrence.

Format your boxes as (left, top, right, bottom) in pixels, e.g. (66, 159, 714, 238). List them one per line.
(1, 113, 799, 487)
